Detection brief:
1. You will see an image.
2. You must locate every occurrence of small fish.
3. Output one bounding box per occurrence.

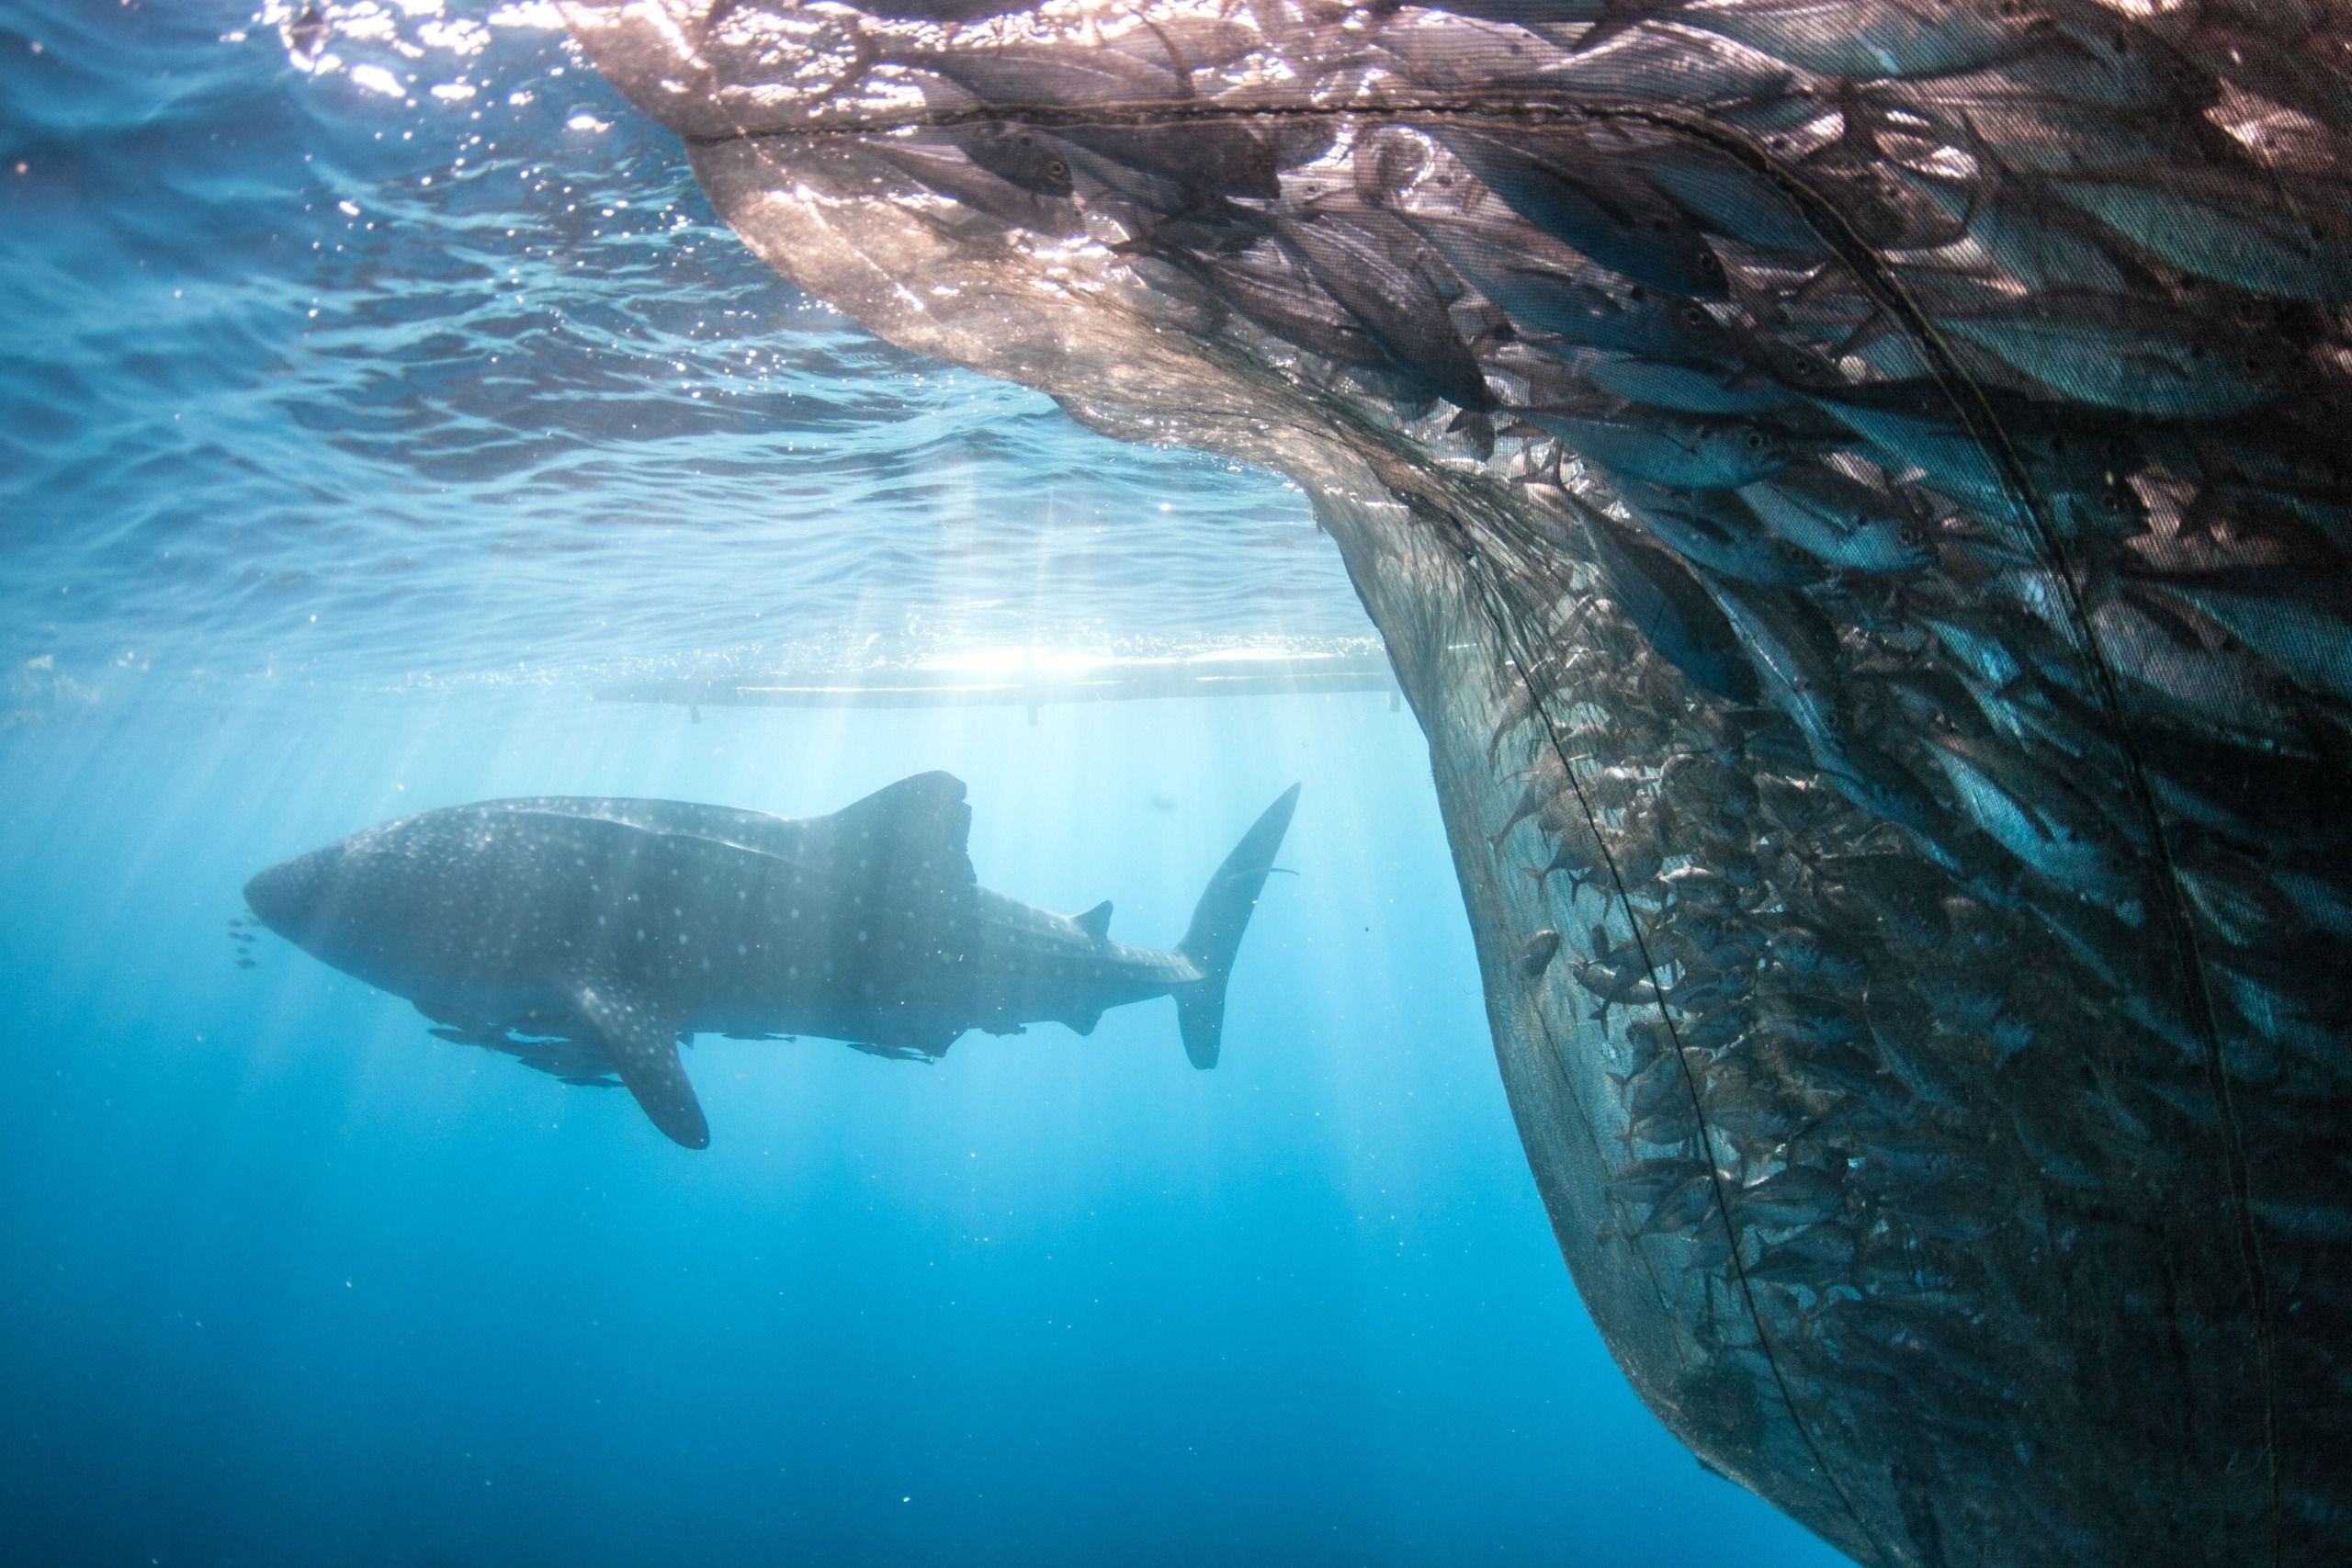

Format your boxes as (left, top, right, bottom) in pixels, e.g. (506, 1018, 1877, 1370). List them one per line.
(1738, 464, 1935, 575)
(1807, 382, 2141, 530)
(1887, 157, 2132, 295)
(1925, 734, 2141, 912)
(1660, 755, 1760, 824)
(1806, 382, 2010, 513)
(1484, 651, 1590, 762)
(1575, 926, 1659, 1032)
(1817, 854, 1951, 946)
(2052, 166, 2352, 307)
(1638, 1168, 1719, 1235)
(1686, 0, 2051, 81)
(1574, 763, 1649, 813)
(1403, 211, 1739, 362)
(1523, 407, 1796, 491)
(951, 124, 1074, 198)
(1881, 73, 2203, 175)
(1704, 580, 1845, 749)
(1813, 737, 1946, 834)
(1782, 1038, 1895, 1105)
(1675, 1005, 1754, 1056)
(2132, 568, 2352, 706)
(1932, 289, 2290, 419)
(1699, 1077, 1811, 1147)
(888, 42, 1184, 107)
(1489, 752, 1572, 852)
(1179, 244, 1391, 371)
(1064, 149, 1278, 256)
(1744, 1222, 1857, 1283)
(1526, 815, 1610, 899)
(2181, 19, 2352, 135)
(1608, 808, 1670, 889)
(2088, 596, 2306, 750)
(1584, 357, 1798, 415)
(1921, 612, 2027, 692)
(2173, 840, 2298, 950)
(1605, 1156, 1710, 1211)
(1612, 479, 1826, 587)
(1521, 928, 1564, 978)
(1731, 1170, 1834, 1232)
(1274, 211, 1493, 411)
(1544, 17, 1804, 111)
(871, 140, 1080, 234)
(891, 48, 1277, 199)
(1749, 990, 1869, 1049)
(1623, 1048, 1706, 1123)
(1062, 122, 1281, 202)
(1435, 128, 1729, 300)
(1616, 135, 1832, 260)
(1577, 502, 1761, 704)
(1764, 921, 1870, 986)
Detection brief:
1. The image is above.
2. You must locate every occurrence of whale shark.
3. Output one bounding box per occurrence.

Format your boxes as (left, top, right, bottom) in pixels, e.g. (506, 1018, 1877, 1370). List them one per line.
(243, 773, 1300, 1147)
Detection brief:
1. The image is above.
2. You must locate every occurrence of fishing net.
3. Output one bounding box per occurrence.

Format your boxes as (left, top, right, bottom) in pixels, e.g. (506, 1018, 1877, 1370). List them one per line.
(551, 3, 2351, 1560)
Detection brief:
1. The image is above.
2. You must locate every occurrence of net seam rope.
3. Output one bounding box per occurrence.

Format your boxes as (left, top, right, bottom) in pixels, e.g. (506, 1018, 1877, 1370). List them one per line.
(1450, 460, 1896, 1564)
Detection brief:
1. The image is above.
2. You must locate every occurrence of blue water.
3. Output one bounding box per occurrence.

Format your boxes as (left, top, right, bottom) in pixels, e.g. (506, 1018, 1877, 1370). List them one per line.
(1, 5, 1847, 1564)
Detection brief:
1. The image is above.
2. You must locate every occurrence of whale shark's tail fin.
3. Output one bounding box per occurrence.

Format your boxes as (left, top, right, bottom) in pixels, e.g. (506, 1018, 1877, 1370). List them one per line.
(1174, 784, 1301, 1069)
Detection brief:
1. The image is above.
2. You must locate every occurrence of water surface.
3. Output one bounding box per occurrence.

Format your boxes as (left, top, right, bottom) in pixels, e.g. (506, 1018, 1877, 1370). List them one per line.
(0, 5, 1847, 1563)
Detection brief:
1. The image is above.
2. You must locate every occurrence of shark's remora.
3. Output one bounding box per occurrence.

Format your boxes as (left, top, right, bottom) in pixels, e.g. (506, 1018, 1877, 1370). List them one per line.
(243, 773, 1300, 1147)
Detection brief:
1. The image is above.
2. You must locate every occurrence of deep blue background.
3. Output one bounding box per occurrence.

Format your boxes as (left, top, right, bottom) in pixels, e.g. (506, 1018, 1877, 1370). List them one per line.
(0, 1, 1848, 1562)
(0, 694, 1844, 1567)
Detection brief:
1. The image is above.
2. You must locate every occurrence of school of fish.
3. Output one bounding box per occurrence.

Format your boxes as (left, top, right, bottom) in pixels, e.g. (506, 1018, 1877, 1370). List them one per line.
(527, 2, 2351, 1562)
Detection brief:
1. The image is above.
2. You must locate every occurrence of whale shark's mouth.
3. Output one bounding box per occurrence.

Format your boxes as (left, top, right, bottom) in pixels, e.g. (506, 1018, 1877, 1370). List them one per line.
(243, 847, 338, 944)
(551, 5, 2348, 1562)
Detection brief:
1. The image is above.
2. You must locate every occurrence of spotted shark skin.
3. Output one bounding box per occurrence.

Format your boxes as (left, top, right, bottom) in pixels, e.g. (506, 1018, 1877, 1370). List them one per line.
(245, 773, 1298, 1146)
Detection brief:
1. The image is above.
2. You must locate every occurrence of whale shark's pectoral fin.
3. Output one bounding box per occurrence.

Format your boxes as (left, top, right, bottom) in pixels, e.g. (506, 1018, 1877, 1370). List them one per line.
(563, 975, 708, 1149)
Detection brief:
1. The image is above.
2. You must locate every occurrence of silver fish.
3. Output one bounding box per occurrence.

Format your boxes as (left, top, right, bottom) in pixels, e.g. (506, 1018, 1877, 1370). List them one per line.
(1275, 211, 1494, 411)
(1925, 733, 2141, 913)
(1684, 0, 2049, 80)
(2135, 569, 2352, 706)
(1739, 464, 1936, 575)
(1933, 289, 2290, 418)
(2052, 167, 2352, 307)
(1435, 126, 1731, 300)
(1526, 408, 1797, 490)
(1613, 478, 1827, 586)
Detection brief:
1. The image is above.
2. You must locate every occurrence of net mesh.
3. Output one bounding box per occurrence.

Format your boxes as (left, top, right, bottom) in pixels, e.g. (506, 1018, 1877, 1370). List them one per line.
(554, 4, 2352, 1560)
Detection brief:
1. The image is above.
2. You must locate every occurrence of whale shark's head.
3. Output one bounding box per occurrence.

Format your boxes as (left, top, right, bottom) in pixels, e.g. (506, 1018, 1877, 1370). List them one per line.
(243, 843, 347, 948)
(239, 814, 512, 998)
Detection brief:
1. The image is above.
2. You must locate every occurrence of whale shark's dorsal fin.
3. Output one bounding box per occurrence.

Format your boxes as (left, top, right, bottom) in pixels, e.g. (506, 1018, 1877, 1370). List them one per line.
(1074, 900, 1113, 942)
(820, 772, 977, 886)
(564, 973, 707, 1149)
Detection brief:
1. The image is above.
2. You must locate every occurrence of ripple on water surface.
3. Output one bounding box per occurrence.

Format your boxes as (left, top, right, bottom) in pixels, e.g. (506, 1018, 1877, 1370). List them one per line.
(0, 0, 1362, 712)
